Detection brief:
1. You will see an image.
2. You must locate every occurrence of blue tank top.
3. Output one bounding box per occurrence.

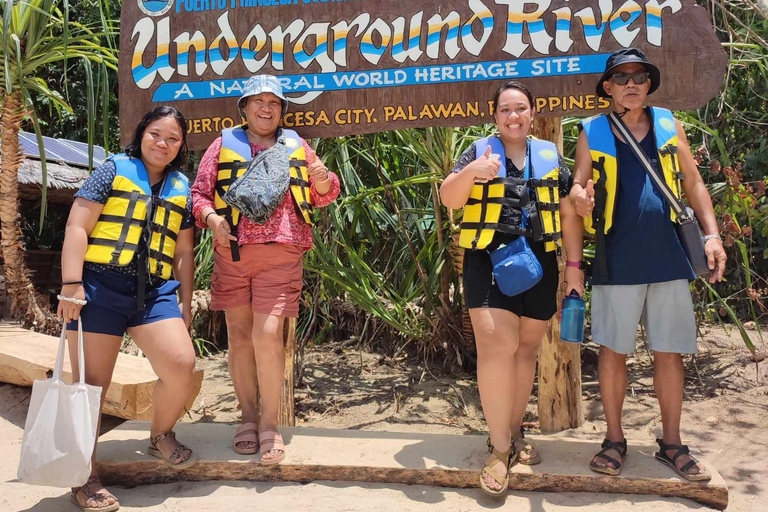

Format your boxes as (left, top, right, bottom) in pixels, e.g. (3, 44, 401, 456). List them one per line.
(599, 131, 694, 285)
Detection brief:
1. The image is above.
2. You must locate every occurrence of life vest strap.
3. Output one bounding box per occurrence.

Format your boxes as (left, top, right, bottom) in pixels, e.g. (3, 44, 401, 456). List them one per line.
(98, 215, 144, 227)
(148, 248, 174, 265)
(156, 199, 186, 217)
(149, 223, 178, 242)
(88, 238, 140, 252)
(462, 221, 530, 238)
(111, 190, 143, 265)
(289, 158, 308, 168)
(470, 183, 491, 249)
(465, 196, 526, 207)
(463, 222, 560, 242)
(217, 160, 250, 171)
(529, 178, 558, 188)
(489, 177, 527, 186)
(109, 189, 150, 202)
(290, 176, 311, 188)
(537, 202, 559, 212)
(591, 155, 611, 281)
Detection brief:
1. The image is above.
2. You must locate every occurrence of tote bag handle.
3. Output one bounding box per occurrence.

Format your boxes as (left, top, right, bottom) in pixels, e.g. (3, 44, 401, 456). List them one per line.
(52, 318, 85, 384)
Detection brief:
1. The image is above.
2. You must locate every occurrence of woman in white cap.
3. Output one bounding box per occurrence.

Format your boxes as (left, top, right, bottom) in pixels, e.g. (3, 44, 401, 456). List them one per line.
(192, 75, 339, 463)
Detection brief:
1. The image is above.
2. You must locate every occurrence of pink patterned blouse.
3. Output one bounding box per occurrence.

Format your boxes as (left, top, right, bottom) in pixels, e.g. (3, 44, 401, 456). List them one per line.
(191, 136, 340, 252)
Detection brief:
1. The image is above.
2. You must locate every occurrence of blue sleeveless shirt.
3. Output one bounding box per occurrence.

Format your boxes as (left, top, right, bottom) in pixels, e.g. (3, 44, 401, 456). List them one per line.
(596, 131, 694, 285)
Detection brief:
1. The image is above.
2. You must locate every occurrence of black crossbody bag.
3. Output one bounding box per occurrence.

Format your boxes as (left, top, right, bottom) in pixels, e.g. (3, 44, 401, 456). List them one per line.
(607, 113, 710, 277)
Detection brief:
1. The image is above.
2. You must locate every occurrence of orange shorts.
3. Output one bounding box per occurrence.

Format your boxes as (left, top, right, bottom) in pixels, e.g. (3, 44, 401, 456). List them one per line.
(210, 243, 304, 317)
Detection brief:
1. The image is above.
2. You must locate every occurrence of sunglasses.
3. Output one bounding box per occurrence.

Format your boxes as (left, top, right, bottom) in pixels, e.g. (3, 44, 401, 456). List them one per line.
(610, 71, 651, 86)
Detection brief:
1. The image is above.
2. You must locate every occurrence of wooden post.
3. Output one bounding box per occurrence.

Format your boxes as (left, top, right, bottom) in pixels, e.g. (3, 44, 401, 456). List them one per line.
(532, 117, 584, 433)
(279, 316, 296, 426)
(252, 316, 296, 427)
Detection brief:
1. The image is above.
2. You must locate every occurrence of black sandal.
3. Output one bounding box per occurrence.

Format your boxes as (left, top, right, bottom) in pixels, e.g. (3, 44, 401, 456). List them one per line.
(589, 438, 627, 476)
(654, 438, 711, 482)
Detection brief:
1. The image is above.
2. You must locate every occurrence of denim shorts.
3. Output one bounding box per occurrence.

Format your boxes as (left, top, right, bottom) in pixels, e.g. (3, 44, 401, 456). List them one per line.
(66, 268, 182, 336)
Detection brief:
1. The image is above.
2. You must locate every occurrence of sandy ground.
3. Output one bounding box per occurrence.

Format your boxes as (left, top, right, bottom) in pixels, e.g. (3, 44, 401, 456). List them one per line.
(1, 323, 766, 511)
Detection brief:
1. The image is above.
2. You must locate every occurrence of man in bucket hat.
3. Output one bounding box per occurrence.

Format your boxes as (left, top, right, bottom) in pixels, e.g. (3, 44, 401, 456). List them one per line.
(191, 75, 339, 463)
(570, 48, 726, 480)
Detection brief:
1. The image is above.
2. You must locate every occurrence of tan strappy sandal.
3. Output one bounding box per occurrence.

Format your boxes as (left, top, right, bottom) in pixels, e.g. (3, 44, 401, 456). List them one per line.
(479, 438, 516, 497)
(148, 431, 198, 469)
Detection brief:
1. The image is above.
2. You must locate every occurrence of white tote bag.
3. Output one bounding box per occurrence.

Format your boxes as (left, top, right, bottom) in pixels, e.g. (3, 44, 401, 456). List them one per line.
(17, 319, 102, 487)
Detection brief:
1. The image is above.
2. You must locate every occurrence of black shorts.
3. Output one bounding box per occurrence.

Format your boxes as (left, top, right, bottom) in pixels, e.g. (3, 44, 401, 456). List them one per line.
(463, 238, 559, 320)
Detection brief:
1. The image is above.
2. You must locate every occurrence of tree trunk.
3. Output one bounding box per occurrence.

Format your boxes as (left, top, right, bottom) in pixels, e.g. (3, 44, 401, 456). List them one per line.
(278, 316, 296, 426)
(532, 117, 584, 433)
(0, 91, 50, 330)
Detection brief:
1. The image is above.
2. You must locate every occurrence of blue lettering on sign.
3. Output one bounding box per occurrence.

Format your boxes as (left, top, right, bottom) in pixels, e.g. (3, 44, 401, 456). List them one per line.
(152, 54, 608, 102)
(175, 0, 377, 11)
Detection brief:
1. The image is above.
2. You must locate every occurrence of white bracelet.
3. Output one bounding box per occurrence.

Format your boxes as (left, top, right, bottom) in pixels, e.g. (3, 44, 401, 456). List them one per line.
(703, 234, 721, 242)
(57, 295, 87, 306)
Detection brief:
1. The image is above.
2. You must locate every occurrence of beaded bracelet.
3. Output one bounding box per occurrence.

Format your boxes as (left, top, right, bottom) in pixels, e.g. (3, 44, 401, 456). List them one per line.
(57, 295, 87, 306)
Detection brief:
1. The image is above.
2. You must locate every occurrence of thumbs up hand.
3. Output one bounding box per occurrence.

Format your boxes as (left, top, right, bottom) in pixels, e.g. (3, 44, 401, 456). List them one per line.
(469, 145, 502, 183)
(586, 179, 595, 198)
(571, 178, 596, 217)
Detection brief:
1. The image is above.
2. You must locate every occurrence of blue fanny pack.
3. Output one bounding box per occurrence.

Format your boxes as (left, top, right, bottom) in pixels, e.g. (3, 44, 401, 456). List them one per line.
(488, 208, 543, 297)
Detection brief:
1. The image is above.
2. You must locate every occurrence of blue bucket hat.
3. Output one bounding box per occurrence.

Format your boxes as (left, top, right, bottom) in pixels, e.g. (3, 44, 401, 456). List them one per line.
(238, 75, 288, 118)
(596, 48, 661, 98)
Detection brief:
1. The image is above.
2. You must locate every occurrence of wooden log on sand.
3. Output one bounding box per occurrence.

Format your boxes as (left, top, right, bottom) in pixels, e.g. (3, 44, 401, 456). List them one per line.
(96, 423, 728, 510)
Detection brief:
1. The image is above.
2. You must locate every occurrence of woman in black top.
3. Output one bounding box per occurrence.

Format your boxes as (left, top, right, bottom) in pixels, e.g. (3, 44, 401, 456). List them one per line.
(440, 82, 584, 497)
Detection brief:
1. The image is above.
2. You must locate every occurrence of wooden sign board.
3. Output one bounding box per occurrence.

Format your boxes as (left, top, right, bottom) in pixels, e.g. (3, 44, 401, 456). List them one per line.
(119, 0, 726, 149)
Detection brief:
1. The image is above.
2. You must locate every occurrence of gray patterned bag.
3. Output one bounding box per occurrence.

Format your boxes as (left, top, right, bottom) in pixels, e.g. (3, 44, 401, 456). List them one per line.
(222, 138, 290, 224)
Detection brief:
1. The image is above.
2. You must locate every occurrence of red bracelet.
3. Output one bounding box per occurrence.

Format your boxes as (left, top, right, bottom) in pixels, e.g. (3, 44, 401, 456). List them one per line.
(566, 261, 584, 269)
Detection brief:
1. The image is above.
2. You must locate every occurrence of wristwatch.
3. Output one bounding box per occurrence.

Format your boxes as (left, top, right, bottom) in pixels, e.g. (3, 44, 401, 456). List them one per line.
(566, 260, 585, 270)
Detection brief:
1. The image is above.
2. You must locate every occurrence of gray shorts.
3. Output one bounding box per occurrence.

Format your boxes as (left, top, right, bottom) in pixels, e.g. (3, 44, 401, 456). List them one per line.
(591, 279, 697, 355)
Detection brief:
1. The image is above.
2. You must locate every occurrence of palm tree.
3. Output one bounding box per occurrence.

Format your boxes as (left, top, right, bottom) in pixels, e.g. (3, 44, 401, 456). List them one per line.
(0, 0, 116, 329)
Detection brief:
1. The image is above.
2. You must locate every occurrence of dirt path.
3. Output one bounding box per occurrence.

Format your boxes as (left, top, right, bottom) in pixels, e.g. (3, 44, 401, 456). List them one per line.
(1, 323, 766, 511)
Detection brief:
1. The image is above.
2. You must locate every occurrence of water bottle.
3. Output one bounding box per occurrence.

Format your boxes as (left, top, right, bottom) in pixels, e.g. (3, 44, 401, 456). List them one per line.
(560, 290, 586, 343)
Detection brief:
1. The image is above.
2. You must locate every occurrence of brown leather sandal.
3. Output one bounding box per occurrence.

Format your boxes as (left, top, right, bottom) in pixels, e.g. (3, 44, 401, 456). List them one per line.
(512, 426, 541, 466)
(148, 431, 198, 469)
(70, 476, 120, 512)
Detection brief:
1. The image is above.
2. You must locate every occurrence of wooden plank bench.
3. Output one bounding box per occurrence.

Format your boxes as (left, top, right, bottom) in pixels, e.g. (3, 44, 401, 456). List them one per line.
(0, 323, 204, 420)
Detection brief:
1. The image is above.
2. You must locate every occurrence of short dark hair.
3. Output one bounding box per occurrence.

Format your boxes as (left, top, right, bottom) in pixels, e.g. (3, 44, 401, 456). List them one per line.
(125, 106, 188, 171)
(491, 81, 535, 112)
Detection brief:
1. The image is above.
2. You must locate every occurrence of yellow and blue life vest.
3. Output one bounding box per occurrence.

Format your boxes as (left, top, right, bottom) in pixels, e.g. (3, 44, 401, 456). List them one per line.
(579, 106, 683, 235)
(84, 154, 189, 281)
(458, 136, 562, 252)
(216, 126, 314, 230)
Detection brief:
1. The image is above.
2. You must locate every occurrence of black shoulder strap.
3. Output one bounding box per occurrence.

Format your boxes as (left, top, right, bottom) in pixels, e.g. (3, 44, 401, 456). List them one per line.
(607, 112, 689, 222)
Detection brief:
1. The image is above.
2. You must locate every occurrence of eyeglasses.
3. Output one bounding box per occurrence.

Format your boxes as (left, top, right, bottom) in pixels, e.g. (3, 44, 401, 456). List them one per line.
(610, 71, 650, 86)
